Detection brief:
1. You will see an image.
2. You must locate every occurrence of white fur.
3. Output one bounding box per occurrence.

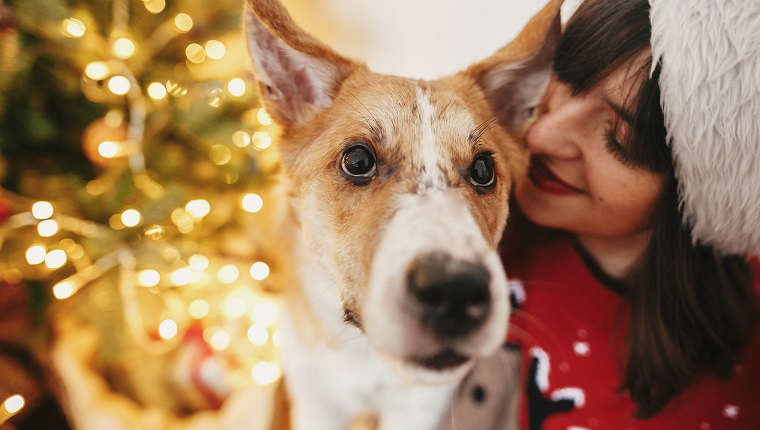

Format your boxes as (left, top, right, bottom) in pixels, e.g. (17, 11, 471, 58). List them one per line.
(650, 0, 760, 255)
(416, 86, 446, 190)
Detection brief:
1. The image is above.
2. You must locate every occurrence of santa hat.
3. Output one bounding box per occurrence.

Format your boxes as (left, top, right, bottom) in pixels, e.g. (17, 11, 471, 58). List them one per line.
(650, 0, 760, 255)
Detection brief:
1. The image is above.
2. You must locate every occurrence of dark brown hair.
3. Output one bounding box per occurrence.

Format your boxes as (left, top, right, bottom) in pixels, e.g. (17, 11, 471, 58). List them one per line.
(554, 0, 757, 418)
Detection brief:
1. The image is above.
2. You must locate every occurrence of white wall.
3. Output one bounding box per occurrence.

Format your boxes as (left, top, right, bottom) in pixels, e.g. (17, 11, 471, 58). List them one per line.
(278, 0, 581, 80)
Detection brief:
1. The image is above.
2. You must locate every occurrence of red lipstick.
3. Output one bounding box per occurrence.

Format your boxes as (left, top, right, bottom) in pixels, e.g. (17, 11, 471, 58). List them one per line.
(527, 156, 584, 195)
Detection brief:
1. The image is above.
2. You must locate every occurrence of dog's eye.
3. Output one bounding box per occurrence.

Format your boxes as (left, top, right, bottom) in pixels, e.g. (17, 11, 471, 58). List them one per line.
(341, 143, 376, 183)
(469, 154, 496, 188)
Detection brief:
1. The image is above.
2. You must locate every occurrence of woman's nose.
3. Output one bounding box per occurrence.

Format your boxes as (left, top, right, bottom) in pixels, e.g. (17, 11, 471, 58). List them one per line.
(525, 81, 583, 159)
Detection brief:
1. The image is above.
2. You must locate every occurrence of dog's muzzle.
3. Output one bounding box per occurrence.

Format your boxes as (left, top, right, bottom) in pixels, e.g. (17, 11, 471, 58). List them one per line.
(406, 252, 492, 340)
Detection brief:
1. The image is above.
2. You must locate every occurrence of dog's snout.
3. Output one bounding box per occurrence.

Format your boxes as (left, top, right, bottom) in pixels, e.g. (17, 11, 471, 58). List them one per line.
(407, 254, 491, 338)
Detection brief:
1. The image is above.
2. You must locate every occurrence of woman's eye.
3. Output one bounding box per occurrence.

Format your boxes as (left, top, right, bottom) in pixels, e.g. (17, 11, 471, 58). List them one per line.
(469, 154, 496, 188)
(341, 143, 376, 184)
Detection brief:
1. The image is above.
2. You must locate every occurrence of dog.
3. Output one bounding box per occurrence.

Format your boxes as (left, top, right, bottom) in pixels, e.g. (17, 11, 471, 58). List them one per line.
(244, 0, 562, 428)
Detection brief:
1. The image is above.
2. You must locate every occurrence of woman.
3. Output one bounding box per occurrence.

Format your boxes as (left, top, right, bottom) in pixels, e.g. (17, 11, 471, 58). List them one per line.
(497, 0, 760, 428)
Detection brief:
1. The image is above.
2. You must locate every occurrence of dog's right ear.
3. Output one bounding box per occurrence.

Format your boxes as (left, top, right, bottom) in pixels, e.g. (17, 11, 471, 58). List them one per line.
(245, 0, 360, 128)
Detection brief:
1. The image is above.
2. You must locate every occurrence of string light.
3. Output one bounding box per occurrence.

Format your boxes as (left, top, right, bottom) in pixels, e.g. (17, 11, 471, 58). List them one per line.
(185, 43, 206, 63)
(112, 37, 137, 59)
(174, 13, 194, 33)
(251, 131, 272, 150)
(171, 267, 194, 286)
(121, 209, 142, 227)
(249, 261, 269, 281)
(227, 78, 246, 97)
(188, 254, 210, 271)
(256, 108, 273, 126)
(45, 249, 68, 269)
(1, 394, 25, 425)
(209, 144, 231, 165)
(252, 361, 281, 385)
(241, 193, 264, 213)
(208, 329, 231, 351)
(218, 264, 239, 284)
(143, 0, 166, 14)
(158, 319, 178, 339)
(31, 201, 54, 220)
(185, 199, 210, 219)
(61, 18, 86, 38)
(247, 324, 269, 345)
(85, 61, 110, 80)
(37, 219, 59, 237)
(205, 40, 226, 59)
(189, 299, 210, 319)
(147, 82, 167, 100)
(137, 269, 160, 287)
(108, 75, 131, 95)
(25, 245, 47, 265)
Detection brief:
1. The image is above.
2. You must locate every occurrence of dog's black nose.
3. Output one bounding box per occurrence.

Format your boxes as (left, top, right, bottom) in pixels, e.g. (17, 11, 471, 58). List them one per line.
(407, 253, 491, 338)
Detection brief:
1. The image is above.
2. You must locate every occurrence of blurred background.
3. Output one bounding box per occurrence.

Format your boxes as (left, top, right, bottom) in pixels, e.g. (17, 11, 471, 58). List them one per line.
(0, 0, 572, 428)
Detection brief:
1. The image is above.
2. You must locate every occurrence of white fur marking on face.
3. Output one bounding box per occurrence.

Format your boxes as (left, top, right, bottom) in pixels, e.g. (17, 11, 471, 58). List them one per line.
(415, 86, 445, 191)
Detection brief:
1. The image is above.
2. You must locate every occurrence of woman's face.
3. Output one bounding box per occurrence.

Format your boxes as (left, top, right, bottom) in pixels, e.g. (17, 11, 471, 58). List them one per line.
(514, 64, 666, 246)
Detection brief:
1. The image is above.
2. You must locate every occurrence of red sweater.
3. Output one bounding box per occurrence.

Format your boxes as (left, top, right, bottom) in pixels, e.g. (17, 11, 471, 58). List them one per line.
(503, 233, 760, 430)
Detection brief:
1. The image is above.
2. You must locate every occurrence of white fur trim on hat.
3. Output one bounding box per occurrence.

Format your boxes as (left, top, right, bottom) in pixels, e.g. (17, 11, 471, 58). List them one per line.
(650, 0, 760, 255)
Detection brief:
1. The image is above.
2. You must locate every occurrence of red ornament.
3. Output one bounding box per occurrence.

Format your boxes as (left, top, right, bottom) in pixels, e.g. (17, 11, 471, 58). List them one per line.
(0, 198, 11, 224)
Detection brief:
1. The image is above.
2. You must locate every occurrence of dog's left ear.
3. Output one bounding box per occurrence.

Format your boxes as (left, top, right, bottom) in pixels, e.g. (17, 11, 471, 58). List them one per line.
(244, 0, 360, 128)
(463, 0, 563, 137)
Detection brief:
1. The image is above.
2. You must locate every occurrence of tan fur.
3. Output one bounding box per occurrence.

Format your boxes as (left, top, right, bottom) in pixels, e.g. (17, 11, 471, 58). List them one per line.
(245, 0, 562, 428)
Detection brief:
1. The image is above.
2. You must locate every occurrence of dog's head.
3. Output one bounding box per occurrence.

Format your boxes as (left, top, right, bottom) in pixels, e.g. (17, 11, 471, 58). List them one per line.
(245, 0, 561, 378)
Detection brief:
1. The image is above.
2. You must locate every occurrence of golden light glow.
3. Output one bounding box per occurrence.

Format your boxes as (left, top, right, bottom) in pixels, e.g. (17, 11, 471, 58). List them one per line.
(147, 82, 168, 100)
(247, 324, 269, 345)
(62, 18, 86, 38)
(185, 43, 206, 63)
(205, 40, 226, 59)
(189, 299, 210, 319)
(3, 394, 25, 415)
(143, 0, 166, 14)
(209, 144, 231, 165)
(207, 88, 224, 108)
(188, 254, 210, 271)
(53, 281, 75, 299)
(218, 264, 239, 284)
(241, 193, 264, 213)
(232, 130, 251, 147)
(97, 141, 121, 158)
(171, 267, 194, 286)
(251, 299, 278, 326)
(228, 78, 246, 97)
(25, 245, 47, 265)
(251, 131, 272, 150)
(209, 329, 231, 351)
(37, 219, 59, 237)
(174, 13, 194, 33)
(44, 249, 67, 269)
(85, 179, 107, 196)
(249, 261, 270, 281)
(104, 110, 124, 127)
(112, 37, 136, 59)
(252, 361, 281, 385)
(108, 76, 131, 95)
(144, 224, 165, 240)
(185, 199, 211, 219)
(31, 201, 54, 220)
(166, 80, 188, 97)
(121, 209, 142, 227)
(137, 269, 161, 287)
(84, 61, 110, 80)
(257, 108, 273, 126)
(224, 297, 247, 318)
(158, 319, 178, 339)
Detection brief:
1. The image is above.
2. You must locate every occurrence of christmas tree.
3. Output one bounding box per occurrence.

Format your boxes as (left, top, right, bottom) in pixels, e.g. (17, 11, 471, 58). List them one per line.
(0, 0, 284, 427)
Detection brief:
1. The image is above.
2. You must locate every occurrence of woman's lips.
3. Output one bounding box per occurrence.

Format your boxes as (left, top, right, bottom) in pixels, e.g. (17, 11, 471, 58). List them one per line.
(527, 157, 584, 195)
